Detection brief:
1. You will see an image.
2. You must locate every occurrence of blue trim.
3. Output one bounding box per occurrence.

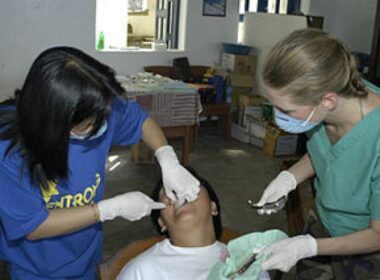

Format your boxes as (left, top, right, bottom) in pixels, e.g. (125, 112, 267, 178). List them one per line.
(257, 0, 268, 12)
(288, 0, 301, 13)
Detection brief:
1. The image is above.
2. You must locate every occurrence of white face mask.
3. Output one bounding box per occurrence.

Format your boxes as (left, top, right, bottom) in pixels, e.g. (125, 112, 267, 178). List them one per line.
(70, 120, 108, 140)
(274, 107, 320, 134)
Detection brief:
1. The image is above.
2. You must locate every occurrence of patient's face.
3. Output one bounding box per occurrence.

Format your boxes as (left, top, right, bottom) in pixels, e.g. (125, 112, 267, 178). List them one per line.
(158, 185, 218, 231)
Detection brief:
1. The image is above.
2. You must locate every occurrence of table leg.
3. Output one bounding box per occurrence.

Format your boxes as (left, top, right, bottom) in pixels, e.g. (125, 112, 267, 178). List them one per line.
(182, 126, 190, 165)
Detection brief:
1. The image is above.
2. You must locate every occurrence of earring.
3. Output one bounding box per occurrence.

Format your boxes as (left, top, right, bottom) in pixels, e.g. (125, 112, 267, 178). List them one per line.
(161, 226, 167, 233)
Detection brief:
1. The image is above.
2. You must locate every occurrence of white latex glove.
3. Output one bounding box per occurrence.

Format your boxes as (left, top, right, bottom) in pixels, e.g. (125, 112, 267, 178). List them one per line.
(259, 235, 317, 272)
(97, 191, 166, 222)
(255, 170, 297, 215)
(155, 145, 200, 202)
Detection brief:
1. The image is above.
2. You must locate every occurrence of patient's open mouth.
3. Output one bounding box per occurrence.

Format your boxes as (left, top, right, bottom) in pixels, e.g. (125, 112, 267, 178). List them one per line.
(175, 200, 188, 209)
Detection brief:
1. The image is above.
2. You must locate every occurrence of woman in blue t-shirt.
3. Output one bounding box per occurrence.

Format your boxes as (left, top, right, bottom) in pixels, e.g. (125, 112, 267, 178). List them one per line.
(254, 29, 380, 278)
(0, 47, 200, 279)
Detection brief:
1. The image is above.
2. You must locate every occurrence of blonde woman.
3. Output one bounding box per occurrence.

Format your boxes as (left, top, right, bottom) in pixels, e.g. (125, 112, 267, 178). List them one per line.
(255, 29, 380, 279)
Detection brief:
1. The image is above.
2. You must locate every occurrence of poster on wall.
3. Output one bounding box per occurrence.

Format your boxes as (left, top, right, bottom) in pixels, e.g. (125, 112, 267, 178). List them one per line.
(203, 0, 226, 17)
(128, 0, 148, 13)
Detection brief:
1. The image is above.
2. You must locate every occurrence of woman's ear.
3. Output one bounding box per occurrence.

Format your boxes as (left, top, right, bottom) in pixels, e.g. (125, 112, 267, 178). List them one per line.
(210, 201, 218, 216)
(321, 92, 338, 110)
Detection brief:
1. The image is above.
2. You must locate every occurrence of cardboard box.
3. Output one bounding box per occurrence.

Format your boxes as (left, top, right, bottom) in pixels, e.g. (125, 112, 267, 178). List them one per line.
(232, 87, 252, 106)
(222, 53, 257, 76)
(248, 118, 266, 139)
(263, 124, 298, 157)
(242, 106, 263, 127)
(230, 73, 254, 87)
(231, 122, 249, 143)
(239, 94, 265, 107)
(250, 135, 265, 148)
(245, 115, 266, 149)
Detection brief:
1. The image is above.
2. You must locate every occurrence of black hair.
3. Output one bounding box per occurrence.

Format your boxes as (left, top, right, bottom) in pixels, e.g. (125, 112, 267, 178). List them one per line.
(0, 46, 126, 189)
(150, 166, 223, 240)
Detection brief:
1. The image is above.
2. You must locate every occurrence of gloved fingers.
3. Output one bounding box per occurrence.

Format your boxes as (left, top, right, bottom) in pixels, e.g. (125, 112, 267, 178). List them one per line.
(259, 246, 285, 271)
(257, 209, 265, 215)
(150, 202, 167, 210)
(181, 186, 200, 202)
(163, 188, 177, 202)
(174, 198, 186, 208)
(256, 195, 277, 215)
(257, 208, 273, 215)
(255, 189, 279, 207)
(264, 209, 278, 215)
(257, 208, 277, 215)
(257, 240, 283, 259)
(254, 194, 269, 208)
(178, 166, 200, 192)
(169, 179, 200, 203)
(261, 255, 290, 272)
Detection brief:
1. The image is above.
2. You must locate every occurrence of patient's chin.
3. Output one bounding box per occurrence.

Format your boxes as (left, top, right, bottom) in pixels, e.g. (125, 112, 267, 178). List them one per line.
(173, 206, 197, 221)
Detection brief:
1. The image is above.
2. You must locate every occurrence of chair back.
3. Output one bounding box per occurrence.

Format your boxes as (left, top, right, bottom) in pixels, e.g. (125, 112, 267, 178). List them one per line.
(172, 57, 195, 82)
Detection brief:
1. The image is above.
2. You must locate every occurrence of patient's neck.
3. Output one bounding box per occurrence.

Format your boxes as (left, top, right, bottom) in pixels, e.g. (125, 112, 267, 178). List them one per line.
(168, 221, 216, 247)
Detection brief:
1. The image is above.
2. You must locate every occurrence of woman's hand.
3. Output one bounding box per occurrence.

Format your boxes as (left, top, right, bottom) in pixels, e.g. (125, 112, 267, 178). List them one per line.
(97, 191, 166, 222)
(259, 235, 317, 272)
(155, 145, 200, 203)
(255, 171, 297, 214)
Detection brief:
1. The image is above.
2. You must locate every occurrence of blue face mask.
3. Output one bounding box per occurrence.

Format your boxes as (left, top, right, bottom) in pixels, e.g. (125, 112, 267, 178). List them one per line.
(274, 107, 319, 134)
(70, 120, 108, 140)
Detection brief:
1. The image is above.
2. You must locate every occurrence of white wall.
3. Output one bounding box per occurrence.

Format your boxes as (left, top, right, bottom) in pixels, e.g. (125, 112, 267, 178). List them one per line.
(0, 0, 239, 101)
(243, 13, 308, 96)
(305, 0, 377, 54)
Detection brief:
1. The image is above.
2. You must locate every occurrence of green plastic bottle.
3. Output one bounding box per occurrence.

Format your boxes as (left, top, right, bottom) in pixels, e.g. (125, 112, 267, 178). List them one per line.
(96, 31, 105, 51)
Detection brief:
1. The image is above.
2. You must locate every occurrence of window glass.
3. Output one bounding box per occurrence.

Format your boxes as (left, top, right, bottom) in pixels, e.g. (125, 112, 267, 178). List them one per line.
(95, 0, 182, 51)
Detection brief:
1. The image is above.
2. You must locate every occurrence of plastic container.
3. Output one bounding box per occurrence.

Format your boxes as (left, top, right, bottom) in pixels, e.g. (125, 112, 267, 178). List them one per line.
(222, 42, 254, 55)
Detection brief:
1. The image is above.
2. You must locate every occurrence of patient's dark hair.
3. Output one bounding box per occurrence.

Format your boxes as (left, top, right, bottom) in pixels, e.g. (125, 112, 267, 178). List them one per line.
(151, 166, 223, 240)
(0, 46, 125, 189)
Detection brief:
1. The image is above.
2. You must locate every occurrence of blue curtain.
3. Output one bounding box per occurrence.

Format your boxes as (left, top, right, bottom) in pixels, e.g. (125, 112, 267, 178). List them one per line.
(287, 0, 301, 13)
(257, 0, 268, 12)
(240, 0, 301, 21)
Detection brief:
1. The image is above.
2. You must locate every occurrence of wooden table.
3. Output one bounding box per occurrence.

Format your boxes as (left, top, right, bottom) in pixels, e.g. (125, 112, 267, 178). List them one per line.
(122, 86, 199, 165)
(188, 83, 231, 140)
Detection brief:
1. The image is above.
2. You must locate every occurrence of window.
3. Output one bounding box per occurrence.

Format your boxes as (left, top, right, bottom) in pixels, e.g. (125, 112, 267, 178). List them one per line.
(238, 0, 300, 42)
(240, 0, 300, 16)
(155, 0, 180, 49)
(95, 0, 182, 51)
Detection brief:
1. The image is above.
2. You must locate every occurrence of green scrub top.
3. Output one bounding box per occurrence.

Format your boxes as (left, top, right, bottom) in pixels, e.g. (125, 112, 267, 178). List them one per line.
(307, 82, 380, 237)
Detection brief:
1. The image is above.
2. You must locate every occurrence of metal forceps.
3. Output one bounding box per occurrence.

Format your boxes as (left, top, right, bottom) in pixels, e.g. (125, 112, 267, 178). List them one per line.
(247, 195, 288, 211)
(226, 252, 258, 279)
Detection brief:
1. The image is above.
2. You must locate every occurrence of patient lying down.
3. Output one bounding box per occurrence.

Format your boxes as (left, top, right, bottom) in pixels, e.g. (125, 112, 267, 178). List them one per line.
(116, 167, 269, 280)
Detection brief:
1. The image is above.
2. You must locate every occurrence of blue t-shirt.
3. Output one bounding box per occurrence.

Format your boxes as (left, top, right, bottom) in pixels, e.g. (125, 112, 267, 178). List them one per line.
(0, 97, 148, 279)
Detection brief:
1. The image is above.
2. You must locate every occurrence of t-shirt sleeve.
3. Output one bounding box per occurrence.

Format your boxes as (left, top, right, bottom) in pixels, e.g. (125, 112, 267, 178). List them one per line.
(0, 157, 48, 241)
(110, 97, 149, 146)
(370, 156, 380, 221)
